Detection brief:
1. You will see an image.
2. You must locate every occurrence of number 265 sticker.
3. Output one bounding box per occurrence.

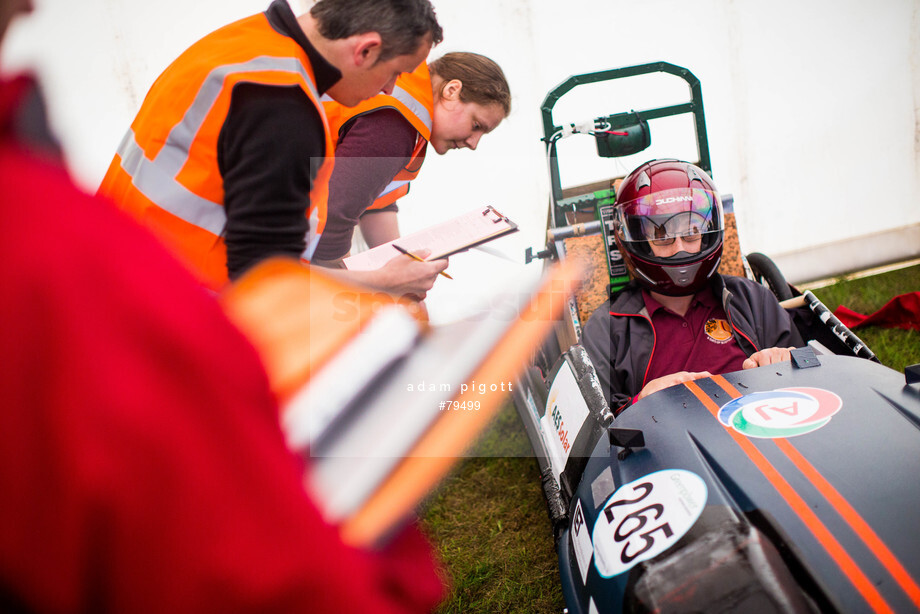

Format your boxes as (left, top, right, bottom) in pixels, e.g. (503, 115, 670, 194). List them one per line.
(593, 469, 707, 577)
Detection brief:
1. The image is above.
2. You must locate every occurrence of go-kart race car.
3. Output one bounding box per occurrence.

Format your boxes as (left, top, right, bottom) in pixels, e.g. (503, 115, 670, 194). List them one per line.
(513, 62, 920, 613)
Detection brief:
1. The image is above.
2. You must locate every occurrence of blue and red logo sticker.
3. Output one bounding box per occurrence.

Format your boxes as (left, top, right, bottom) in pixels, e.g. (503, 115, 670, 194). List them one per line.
(718, 387, 843, 438)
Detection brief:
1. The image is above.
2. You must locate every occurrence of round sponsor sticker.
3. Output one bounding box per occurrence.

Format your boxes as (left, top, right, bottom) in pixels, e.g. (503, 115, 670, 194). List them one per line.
(592, 469, 707, 578)
(718, 387, 842, 438)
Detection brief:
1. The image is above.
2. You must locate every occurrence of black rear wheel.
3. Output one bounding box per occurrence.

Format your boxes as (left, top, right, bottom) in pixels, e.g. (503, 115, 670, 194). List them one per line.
(746, 252, 794, 301)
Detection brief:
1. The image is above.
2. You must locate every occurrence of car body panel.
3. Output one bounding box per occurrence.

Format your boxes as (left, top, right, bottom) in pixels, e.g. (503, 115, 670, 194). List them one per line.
(540, 353, 920, 613)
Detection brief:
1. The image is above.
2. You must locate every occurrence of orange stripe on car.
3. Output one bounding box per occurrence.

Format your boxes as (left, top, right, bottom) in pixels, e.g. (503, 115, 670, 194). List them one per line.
(776, 438, 920, 610)
(709, 374, 920, 609)
(685, 378, 893, 613)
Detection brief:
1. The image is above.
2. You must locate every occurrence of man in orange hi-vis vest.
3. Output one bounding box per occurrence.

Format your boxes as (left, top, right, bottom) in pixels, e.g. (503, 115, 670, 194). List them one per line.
(99, 0, 447, 296)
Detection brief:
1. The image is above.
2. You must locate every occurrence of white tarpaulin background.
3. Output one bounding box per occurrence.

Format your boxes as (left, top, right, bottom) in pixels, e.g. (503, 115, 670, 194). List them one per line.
(4, 0, 918, 324)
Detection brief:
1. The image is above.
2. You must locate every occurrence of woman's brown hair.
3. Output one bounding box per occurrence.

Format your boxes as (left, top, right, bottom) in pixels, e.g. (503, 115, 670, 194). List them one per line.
(429, 52, 511, 116)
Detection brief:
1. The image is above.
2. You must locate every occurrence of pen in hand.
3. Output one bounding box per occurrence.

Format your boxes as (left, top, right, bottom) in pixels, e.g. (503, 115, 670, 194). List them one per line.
(392, 243, 453, 279)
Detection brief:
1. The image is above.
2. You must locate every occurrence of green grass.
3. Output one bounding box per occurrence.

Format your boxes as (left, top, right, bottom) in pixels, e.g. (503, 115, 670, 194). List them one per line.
(420, 264, 920, 613)
(420, 404, 564, 614)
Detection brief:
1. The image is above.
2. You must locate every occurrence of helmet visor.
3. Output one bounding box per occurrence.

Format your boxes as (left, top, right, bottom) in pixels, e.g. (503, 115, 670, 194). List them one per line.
(616, 188, 722, 259)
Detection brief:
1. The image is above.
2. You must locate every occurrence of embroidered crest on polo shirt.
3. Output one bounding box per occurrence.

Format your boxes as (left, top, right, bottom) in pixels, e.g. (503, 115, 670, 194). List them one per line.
(704, 318, 732, 344)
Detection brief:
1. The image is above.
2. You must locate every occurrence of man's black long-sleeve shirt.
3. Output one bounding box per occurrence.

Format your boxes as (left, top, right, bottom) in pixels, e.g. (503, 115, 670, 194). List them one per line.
(216, 0, 341, 280)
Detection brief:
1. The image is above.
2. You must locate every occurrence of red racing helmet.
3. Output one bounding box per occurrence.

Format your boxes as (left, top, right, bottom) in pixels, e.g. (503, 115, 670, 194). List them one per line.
(613, 159, 723, 296)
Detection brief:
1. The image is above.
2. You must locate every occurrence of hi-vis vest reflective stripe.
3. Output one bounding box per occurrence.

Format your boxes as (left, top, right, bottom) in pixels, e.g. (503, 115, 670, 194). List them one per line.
(323, 62, 433, 210)
(98, 12, 334, 291)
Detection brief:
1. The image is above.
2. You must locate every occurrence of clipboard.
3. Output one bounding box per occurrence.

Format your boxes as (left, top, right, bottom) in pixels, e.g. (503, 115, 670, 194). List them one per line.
(342, 205, 519, 271)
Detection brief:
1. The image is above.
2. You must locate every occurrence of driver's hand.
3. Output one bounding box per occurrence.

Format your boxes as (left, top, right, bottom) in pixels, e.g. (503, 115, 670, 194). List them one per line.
(742, 347, 795, 370)
(637, 371, 712, 402)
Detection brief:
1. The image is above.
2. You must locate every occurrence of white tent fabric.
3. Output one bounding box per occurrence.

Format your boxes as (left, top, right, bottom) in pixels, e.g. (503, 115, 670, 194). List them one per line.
(4, 0, 918, 323)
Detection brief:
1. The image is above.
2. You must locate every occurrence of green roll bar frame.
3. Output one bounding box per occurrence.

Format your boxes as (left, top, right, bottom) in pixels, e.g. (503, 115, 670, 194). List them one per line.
(540, 61, 711, 228)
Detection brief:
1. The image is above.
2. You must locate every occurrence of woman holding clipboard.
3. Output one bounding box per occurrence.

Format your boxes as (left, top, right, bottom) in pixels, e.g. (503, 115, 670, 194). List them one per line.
(313, 53, 511, 292)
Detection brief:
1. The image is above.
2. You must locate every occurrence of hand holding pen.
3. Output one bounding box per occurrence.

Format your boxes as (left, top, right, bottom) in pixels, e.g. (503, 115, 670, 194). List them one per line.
(392, 243, 453, 280)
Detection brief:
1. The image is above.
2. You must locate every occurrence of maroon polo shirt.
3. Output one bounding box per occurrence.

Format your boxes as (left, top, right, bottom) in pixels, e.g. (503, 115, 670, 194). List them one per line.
(643, 288, 749, 384)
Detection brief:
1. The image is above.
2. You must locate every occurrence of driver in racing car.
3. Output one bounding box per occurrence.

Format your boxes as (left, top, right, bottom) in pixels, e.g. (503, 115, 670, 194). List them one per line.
(583, 159, 803, 414)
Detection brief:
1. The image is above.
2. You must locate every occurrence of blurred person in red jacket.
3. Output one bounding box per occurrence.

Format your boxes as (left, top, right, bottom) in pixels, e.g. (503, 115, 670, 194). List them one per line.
(0, 2, 444, 611)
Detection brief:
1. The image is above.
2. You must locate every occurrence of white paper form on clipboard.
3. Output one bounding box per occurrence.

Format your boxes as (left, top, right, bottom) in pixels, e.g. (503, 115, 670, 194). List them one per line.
(342, 205, 519, 271)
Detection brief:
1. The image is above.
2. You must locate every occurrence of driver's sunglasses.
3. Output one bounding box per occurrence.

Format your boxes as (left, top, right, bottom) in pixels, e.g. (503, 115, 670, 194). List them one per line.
(647, 225, 704, 247)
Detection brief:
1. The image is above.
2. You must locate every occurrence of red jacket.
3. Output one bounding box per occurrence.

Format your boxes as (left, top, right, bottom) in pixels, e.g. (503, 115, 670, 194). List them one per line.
(0, 75, 444, 613)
